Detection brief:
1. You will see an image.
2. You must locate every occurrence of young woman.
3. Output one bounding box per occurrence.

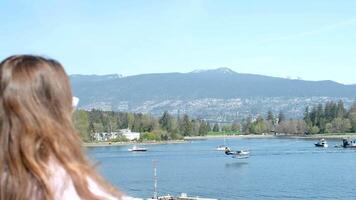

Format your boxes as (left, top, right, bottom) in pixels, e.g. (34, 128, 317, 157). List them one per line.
(0, 55, 136, 200)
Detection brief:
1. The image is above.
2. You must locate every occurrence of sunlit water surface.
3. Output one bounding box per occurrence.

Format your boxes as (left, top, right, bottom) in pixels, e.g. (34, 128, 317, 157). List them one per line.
(88, 138, 356, 200)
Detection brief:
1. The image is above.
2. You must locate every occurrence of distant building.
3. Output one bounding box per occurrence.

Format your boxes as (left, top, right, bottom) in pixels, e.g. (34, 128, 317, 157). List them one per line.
(92, 129, 140, 141)
(120, 129, 140, 141)
(93, 132, 120, 141)
(93, 132, 108, 141)
(109, 132, 120, 140)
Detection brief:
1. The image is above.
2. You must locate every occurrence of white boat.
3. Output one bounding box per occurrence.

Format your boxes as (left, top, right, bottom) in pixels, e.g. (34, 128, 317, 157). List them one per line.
(342, 138, 356, 148)
(128, 145, 147, 152)
(314, 139, 328, 148)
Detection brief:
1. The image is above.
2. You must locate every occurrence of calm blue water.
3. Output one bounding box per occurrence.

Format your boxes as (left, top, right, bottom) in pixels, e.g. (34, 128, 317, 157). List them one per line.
(87, 138, 356, 200)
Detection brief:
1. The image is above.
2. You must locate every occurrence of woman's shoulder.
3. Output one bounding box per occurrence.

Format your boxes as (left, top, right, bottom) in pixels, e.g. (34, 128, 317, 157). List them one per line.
(49, 161, 142, 200)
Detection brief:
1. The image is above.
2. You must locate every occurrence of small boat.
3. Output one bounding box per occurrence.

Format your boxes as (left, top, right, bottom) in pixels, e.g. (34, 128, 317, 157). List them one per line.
(224, 147, 250, 159)
(314, 139, 328, 148)
(341, 138, 356, 148)
(128, 145, 147, 152)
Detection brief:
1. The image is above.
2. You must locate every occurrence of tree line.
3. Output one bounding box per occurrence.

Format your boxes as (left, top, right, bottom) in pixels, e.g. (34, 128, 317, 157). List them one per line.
(73, 110, 215, 142)
(241, 100, 356, 135)
(73, 100, 356, 142)
(241, 110, 307, 135)
(303, 100, 356, 134)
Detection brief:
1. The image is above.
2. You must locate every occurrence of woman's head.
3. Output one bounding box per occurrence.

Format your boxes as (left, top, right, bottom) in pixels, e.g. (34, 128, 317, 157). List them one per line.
(0, 55, 121, 200)
(0, 56, 74, 145)
(0, 55, 73, 118)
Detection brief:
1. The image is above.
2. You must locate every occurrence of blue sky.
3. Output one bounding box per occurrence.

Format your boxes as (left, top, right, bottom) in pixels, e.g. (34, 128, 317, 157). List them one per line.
(1, 0, 355, 84)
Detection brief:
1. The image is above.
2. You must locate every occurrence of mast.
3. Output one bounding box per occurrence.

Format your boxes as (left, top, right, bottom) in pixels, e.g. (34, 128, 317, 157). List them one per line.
(153, 160, 158, 199)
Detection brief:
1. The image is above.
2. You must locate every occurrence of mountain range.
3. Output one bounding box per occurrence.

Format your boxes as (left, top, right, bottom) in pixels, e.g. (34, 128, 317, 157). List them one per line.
(70, 68, 356, 120)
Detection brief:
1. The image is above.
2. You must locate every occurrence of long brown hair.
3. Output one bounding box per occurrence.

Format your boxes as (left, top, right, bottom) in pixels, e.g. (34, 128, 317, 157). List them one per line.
(0, 55, 122, 200)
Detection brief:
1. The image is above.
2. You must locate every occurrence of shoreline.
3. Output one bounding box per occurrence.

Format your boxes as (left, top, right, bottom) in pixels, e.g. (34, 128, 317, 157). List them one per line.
(284, 134, 356, 140)
(184, 134, 356, 140)
(184, 135, 276, 140)
(83, 134, 356, 147)
(83, 140, 186, 147)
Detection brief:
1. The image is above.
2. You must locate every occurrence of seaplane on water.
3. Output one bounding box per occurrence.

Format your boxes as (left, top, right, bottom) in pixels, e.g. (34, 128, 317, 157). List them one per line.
(224, 147, 250, 159)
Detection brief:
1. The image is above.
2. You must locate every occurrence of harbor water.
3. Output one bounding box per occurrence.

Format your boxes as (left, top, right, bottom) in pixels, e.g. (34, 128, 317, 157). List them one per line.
(88, 138, 356, 200)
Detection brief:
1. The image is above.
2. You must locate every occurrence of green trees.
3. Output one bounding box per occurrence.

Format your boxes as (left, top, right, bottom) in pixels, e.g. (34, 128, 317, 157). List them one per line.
(159, 111, 172, 132)
(73, 100, 356, 141)
(267, 110, 275, 124)
(180, 115, 192, 136)
(241, 111, 306, 135)
(242, 116, 268, 134)
(309, 126, 320, 134)
(350, 113, 356, 132)
(198, 120, 209, 136)
(278, 111, 286, 124)
(241, 116, 252, 134)
(73, 110, 90, 142)
(303, 100, 354, 134)
(337, 100, 346, 118)
(212, 123, 220, 132)
(236, 100, 356, 135)
(348, 103, 356, 132)
(275, 120, 307, 135)
(250, 117, 267, 134)
(74, 110, 215, 141)
(77, 109, 168, 141)
(330, 118, 351, 133)
(231, 121, 241, 132)
(265, 110, 275, 132)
